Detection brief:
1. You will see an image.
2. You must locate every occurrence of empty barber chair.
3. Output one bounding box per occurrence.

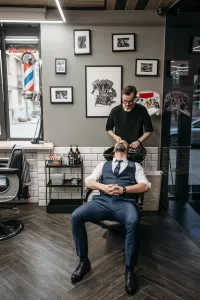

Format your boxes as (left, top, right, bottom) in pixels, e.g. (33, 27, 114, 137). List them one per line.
(81, 145, 146, 249)
(0, 145, 24, 241)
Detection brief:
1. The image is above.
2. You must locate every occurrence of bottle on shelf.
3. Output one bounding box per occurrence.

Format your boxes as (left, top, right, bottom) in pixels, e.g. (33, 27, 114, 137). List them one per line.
(68, 145, 74, 166)
(74, 145, 81, 165)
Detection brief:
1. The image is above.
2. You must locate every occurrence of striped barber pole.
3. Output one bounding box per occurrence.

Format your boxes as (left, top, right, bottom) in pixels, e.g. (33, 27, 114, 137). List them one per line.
(24, 64, 34, 91)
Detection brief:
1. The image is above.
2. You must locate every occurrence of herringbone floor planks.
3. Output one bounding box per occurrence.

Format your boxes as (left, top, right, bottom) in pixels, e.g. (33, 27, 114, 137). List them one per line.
(0, 204, 200, 300)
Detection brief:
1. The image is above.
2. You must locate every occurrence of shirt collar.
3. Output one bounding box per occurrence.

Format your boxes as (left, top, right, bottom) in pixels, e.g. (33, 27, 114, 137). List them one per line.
(113, 157, 128, 163)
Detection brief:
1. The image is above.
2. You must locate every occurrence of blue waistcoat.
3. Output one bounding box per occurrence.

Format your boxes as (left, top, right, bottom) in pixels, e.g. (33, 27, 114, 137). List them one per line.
(99, 160, 138, 201)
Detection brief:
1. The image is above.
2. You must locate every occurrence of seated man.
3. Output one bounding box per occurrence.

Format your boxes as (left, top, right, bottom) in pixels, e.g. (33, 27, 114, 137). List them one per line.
(71, 140, 151, 295)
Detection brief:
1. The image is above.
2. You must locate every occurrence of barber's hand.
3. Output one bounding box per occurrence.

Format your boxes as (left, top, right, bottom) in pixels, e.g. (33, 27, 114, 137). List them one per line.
(115, 135, 122, 143)
(130, 141, 140, 149)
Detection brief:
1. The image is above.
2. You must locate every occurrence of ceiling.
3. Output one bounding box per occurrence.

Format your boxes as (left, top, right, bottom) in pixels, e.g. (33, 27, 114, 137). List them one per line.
(0, 0, 179, 10)
(170, 0, 200, 12)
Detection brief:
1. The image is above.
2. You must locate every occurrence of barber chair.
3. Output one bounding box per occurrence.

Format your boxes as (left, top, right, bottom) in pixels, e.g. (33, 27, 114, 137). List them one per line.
(0, 145, 24, 241)
(81, 145, 146, 250)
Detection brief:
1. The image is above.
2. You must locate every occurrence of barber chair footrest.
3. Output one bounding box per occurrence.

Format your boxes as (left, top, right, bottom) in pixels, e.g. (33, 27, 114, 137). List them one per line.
(105, 229, 125, 250)
(0, 220, 24, 241)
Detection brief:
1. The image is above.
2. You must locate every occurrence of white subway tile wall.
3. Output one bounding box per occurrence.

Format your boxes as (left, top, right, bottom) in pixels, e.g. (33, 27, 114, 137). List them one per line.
(1, 147, 159, 209)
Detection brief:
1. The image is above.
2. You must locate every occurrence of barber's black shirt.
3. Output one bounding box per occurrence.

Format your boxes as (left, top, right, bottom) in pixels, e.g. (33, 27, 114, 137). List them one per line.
(106, 104, 153, 144)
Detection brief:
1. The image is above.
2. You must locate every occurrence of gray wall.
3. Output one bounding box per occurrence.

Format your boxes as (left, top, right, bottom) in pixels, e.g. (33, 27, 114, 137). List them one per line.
(41, 10, 165, 147)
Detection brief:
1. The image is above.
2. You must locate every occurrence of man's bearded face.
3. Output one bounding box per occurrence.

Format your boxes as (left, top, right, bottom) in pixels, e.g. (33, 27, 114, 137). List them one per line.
(114, 140, 129, 153)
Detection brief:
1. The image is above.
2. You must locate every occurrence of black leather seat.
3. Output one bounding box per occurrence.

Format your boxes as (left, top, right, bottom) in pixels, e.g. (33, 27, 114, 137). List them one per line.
(0, 145, 24, 241)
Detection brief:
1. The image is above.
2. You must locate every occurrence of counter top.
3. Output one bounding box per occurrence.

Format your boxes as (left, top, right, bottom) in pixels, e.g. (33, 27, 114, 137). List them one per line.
(0, 141, 54, 150)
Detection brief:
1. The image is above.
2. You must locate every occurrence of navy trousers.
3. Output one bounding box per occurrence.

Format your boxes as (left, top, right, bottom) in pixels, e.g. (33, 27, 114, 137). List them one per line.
(71, 195, 140, 267)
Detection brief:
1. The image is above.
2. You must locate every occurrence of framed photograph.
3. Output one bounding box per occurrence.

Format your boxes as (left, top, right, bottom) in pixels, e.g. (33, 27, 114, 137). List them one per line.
(74, 29, 91, 55)
(85, 65, 123, 118)
(191, 37, 200, 53)
(135, 59, 159, 77)
(50, 86, 73, 104)
(112, 33, 136, 52)
(55, 58, 66, 74)
(170, 60, 189, 77)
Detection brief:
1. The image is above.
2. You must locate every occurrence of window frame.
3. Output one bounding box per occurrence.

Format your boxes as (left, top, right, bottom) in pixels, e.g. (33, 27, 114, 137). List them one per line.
(0, 24, 43, 141)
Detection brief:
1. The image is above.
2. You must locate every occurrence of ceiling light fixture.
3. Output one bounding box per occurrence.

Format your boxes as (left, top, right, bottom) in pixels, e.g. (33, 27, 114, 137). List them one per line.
(0, 20, 63, 24)
(5, 38, 39, 42)
(55, 0, 66, 23)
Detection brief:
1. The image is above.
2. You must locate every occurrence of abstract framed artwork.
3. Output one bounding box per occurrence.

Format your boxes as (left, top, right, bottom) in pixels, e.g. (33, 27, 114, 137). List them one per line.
(74, 29, 92, 55)
(85, 65, 123, 118)
(55, 58, 67, 74)
(191, 37, 200, 53)
(50, 86, 73, 104)
(112, 33, 136, 52)
(135, 59, 159, 77)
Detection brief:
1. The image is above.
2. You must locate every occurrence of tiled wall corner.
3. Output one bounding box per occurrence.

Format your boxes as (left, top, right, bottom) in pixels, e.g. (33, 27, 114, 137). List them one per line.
(27, 152, 38, 203)
(37, 150, 51, 206)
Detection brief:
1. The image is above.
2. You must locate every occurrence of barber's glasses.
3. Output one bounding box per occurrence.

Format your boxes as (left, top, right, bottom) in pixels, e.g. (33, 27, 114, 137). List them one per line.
(123, 100, 135, 105)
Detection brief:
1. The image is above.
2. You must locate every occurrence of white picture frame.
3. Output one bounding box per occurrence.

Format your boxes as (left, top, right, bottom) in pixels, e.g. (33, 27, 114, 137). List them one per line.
(85, 65, 123, 118)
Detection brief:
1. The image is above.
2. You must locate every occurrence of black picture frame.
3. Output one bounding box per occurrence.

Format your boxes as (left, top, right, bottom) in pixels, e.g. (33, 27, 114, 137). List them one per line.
(170, 60, 189, 77)
(191, 36, 200, 53)
(74, 29, 92, 55)
(112, 33, 136, 52)
(85, 65, 123, 118)
(50, 86, 73, 104)
(135, 59, 159, 77)
(55, 58, 67, 74)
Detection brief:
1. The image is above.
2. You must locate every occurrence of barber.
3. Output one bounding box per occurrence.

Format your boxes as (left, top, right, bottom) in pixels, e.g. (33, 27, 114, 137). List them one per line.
(106, 85, 153, 148)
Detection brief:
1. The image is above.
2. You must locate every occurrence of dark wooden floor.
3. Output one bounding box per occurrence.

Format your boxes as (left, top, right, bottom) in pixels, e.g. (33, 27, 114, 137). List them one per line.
(0, 204, 200, 300)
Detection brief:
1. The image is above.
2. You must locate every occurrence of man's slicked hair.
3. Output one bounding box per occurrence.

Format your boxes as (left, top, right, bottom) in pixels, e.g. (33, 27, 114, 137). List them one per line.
(121, 85, 137, 97)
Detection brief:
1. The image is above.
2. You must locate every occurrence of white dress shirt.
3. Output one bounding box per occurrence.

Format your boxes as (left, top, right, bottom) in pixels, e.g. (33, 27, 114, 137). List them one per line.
(85, 158, 151, 189)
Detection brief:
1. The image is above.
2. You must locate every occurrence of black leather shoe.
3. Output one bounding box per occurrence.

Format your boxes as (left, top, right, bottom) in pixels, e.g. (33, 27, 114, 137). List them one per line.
(71, 259, 91, 283)
(125, 271, 137, 295)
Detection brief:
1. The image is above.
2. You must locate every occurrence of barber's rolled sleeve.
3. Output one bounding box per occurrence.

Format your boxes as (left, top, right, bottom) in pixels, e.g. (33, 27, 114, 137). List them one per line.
(143, 107, 153, 133)
(135, 163, 151, 189)
(85, 162, 105, 185)
(106, 110, 114, 131)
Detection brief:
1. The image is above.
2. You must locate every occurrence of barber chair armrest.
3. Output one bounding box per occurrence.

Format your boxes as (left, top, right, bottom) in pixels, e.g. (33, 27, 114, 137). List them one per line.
(0, 158, 9, 167)
(82, 188, 93, 203)
(0, 158, 9, 164)
(0, 168, 19, 175)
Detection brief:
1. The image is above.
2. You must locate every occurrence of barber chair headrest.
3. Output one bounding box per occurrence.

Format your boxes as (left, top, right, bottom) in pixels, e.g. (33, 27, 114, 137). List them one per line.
(8, 144, 24, 174)
(103, 145, 146, 164)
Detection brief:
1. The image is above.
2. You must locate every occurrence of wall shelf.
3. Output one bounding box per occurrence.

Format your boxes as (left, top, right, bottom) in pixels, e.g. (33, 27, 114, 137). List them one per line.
(45, 160, 83, 213)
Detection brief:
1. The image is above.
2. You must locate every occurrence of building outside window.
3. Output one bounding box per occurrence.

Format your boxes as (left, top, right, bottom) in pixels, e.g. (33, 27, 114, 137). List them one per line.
(5, 40, 41, 139)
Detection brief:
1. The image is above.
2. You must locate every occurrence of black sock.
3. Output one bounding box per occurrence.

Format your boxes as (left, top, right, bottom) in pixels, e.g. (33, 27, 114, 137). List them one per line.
(126, 265, 134, 272)
(80, 254, 88, 262)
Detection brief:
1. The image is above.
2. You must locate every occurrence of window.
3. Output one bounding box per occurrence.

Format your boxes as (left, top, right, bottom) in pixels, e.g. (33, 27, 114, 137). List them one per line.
(5, 42, 41, 139)
(0, 48, 6, 140)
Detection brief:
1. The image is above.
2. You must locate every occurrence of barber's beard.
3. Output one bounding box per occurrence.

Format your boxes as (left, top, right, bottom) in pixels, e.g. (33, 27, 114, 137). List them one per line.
(123, 104, 134, 112)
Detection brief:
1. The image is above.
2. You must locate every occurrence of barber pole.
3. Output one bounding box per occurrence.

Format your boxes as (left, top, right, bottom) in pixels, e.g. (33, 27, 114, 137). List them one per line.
(24, 63, 34, 92)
